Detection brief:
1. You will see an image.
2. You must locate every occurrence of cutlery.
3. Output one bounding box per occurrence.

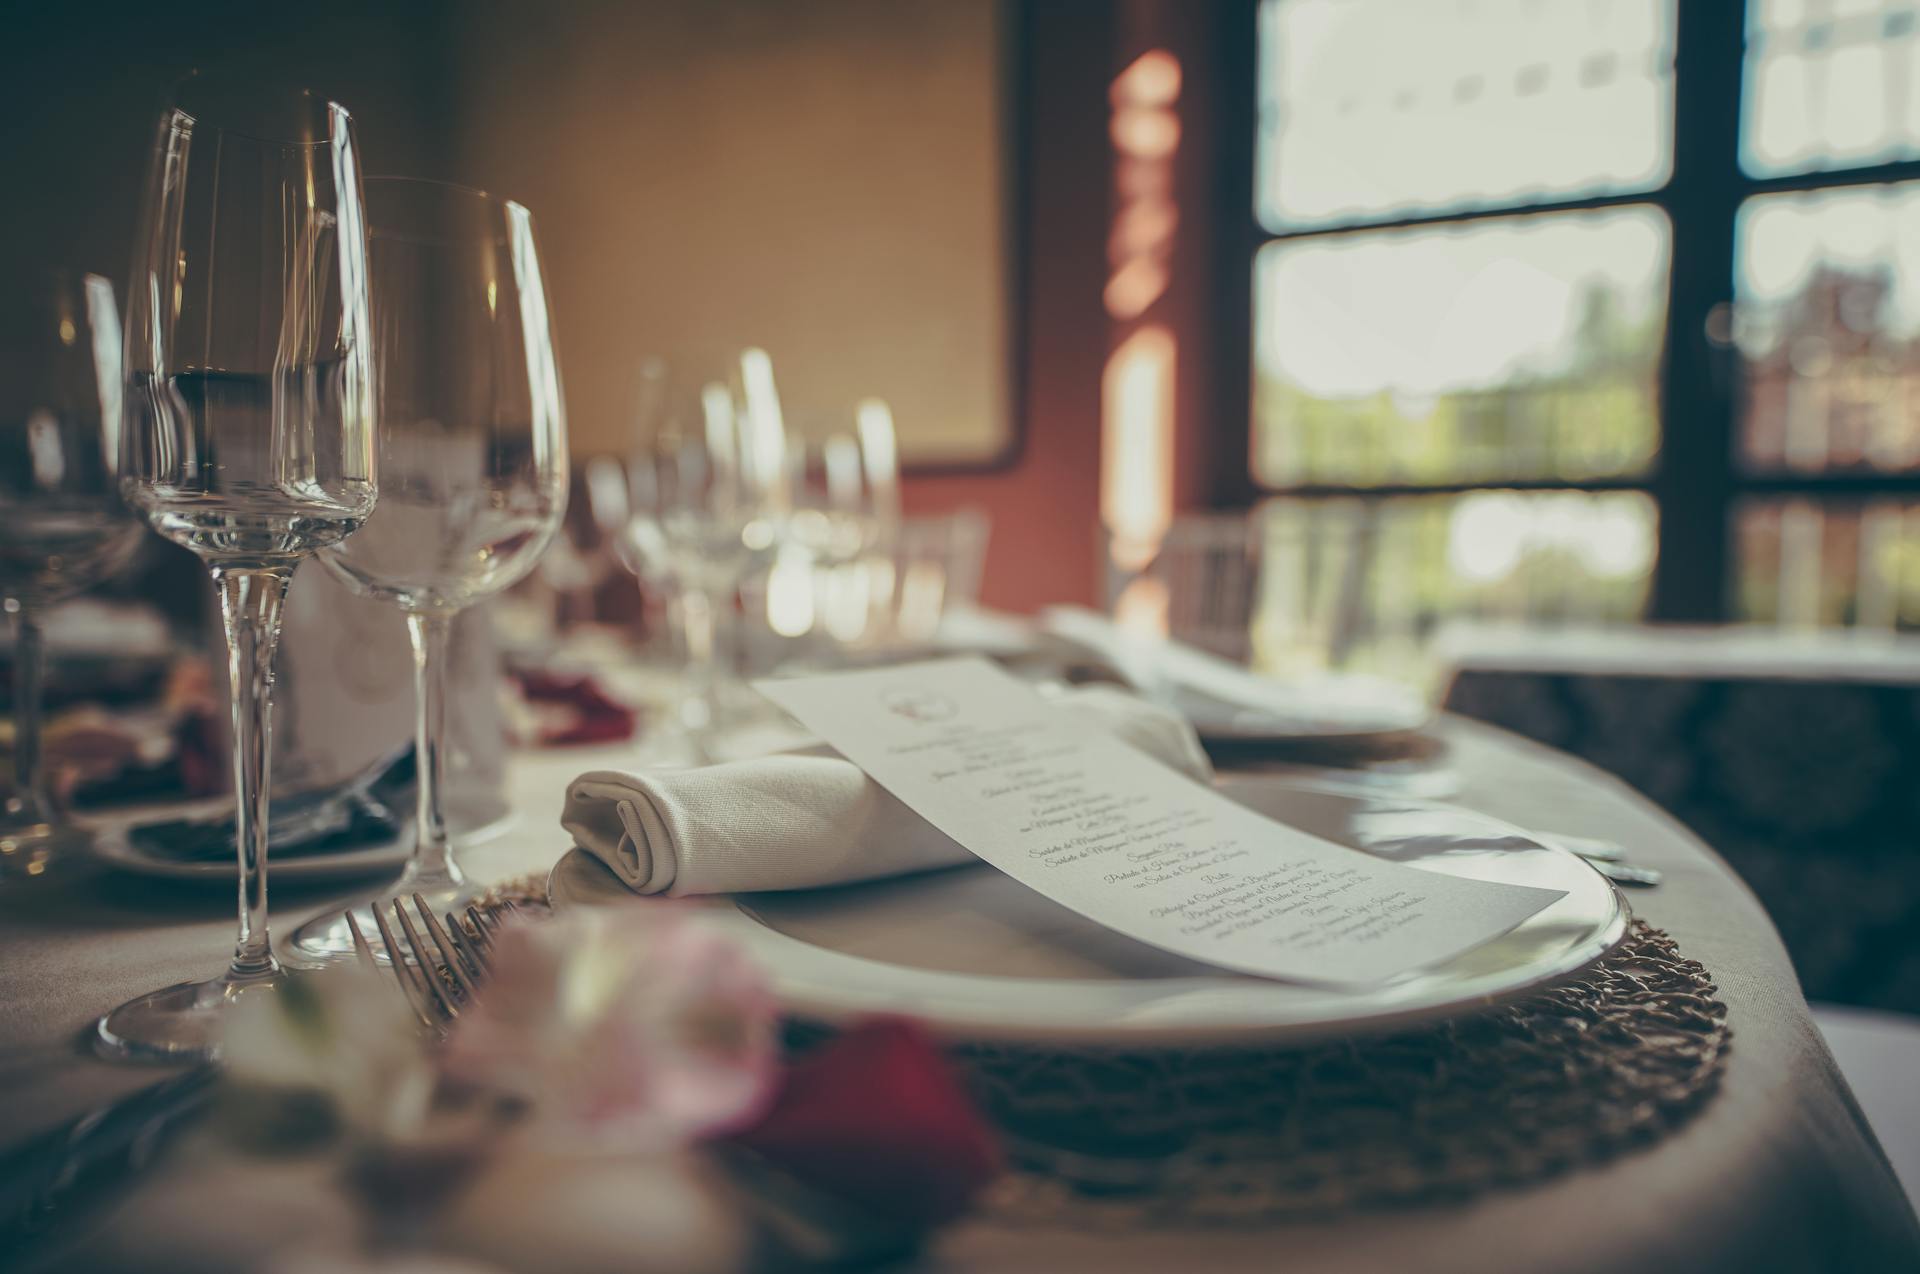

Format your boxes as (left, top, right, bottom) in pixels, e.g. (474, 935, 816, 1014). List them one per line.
(1582, 859, 1664, 888)
(345, 892, 517, 1033)
(1536, 832, 1663, 887)
(1, 891, 524, 1261)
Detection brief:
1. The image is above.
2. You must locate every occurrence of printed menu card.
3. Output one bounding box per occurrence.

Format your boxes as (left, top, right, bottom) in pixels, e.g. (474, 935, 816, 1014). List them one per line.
(758, 658, 1565, 985)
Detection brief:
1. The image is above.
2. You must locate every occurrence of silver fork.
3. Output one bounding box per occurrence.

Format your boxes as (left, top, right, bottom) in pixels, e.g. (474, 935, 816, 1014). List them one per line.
(344, 893, 520, 1033)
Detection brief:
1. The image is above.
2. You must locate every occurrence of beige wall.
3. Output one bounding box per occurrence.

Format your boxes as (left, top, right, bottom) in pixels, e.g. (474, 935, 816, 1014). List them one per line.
(450, 0, 1011, 464)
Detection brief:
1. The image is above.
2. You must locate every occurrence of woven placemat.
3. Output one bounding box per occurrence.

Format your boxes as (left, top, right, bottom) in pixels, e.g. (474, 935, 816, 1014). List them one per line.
(958, 921, 1728, 1227)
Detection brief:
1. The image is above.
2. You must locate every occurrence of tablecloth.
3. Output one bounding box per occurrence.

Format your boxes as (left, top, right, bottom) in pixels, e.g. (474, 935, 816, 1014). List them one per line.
(2, 719, 1916, 1272)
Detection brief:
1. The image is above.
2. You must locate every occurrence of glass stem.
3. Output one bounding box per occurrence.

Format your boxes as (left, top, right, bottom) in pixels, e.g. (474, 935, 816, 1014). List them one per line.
(401, 610, 462, 891)
(214, 566, 292, 982)
(679, 587, 720, 738)
(6, 606, 51, 826)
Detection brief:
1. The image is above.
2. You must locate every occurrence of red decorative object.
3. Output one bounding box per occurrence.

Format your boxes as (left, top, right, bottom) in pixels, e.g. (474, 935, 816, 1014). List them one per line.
(511, 670, 639, 747)
(729, 1018, 1001, 1230)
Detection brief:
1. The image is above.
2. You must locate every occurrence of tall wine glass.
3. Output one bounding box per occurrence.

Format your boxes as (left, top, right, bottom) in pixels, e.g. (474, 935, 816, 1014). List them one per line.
(620, 351, 788, 756)
(0, 270, 142, 870)
(99, 75, 377, 1060)
(291, 177, 567, 962)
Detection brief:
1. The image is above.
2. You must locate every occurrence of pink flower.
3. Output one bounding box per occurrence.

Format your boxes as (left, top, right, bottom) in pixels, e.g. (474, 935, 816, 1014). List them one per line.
(443, 904, 776, 1151)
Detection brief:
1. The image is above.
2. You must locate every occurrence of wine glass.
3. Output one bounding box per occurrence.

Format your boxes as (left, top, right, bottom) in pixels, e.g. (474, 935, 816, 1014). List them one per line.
(290, 177, 567, 962)
(619, 351, 788, 756)
(539, 455, 630, 631)
(0, 270, 143, 869)
(99, 74, 377, 1060)
(783, 399, 901, 649)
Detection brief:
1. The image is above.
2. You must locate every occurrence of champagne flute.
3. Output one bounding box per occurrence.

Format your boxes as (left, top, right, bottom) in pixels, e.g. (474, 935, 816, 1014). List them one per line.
(0, 270, 143, 868)
(291, 177, 567, 962)
(99, 74, 377, 1060)
(620, 351, 788, 756)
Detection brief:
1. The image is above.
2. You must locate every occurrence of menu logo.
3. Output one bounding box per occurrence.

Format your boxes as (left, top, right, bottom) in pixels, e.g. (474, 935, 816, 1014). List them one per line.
(883, 688, 957, 724)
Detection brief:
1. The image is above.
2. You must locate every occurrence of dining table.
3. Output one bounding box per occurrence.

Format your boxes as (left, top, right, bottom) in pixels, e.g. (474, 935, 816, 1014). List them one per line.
(3, 714, 1917, 1273)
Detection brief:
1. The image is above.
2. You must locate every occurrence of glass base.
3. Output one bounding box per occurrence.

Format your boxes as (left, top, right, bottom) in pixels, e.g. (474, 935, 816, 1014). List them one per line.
(95, 970, 285, 1063)
(287, 878, 488, 966)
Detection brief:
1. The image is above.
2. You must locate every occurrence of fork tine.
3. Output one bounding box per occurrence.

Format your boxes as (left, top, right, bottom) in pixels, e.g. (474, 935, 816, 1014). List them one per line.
(443, 910, 489, 980)
(463, 904, 498, 950)
(392, 899, 459, 1023)
(414, 894, 479, 1000)
(370, 900, 442, 1028)
(343, 912, 380, 973)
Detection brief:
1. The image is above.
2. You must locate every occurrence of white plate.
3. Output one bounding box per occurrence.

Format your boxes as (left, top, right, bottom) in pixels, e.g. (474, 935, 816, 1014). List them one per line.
(1170, 674, 1432, 745)
(88, 799, 414, 883)
(548, 775, 1628, 1046)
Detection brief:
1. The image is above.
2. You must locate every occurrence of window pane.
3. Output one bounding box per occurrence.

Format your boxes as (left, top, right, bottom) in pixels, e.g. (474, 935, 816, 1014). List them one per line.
(1244, 492, 1657, 684)
(1742, 0, 1920, 177)
(1736, 498, 1920, 628)
(1736, 184, 1920, 473)
(1257, 0, 1675, 230)
(1253, 207, 1670, 488)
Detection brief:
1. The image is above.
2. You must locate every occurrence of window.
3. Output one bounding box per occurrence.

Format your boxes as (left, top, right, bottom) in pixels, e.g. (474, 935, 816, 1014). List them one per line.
(1214, 0, 1920, 670)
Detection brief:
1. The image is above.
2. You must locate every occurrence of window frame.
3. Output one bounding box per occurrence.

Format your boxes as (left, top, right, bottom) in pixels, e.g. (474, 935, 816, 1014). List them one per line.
(1204, 0, 1920, 624)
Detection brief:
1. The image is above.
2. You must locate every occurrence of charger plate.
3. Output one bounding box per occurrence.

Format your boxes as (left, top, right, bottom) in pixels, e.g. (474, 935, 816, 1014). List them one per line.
(547, 775, 1628, 1046)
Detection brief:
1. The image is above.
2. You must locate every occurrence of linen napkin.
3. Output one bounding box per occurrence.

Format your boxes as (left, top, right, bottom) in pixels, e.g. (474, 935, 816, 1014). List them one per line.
(560, 685, 1212, 896)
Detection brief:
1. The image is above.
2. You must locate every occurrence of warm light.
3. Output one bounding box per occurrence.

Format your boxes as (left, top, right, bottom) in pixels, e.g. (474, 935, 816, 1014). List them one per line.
(1101, 325, 1176, 573)
(1111, 107, 1181, 159)
(1104, 48, 1182, 581)
(1112, 50, 1182, 107)
(1116, 156, 1173, 203)
(1113, 575, 1171, 638)
(1104, 258, 1169, 321)
(1107, 50, 1181, 323)
(1111, 198, 1179, 258)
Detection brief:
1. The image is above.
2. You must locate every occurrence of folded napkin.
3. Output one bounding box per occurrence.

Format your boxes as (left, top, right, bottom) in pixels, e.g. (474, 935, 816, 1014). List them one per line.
(560, 686, 1212, 896)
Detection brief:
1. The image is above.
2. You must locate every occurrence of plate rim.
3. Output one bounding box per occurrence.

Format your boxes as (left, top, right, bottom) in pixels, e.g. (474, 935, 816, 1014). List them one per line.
(86, 806, 415, 882)
(547, 778, 1629, 1046)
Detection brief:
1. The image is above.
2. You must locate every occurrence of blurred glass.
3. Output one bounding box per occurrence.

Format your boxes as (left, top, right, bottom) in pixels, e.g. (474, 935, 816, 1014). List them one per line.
(779, 399, 902, 648)
(1253, 207, 1670, 488)
(1262, 493, 1656, 682)
(538, 456, 632, 628)
(1735, 183, 1920, 473)
(0, 270, 141, 861)
(1258, 0, 1675, 230)
(1743, 0, 1920, 178)
(879, 509, 992, 645)
(1737, 497, 1920, 629)
(620, 350, 789, 753)
(1113, 495, 1654, 687)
